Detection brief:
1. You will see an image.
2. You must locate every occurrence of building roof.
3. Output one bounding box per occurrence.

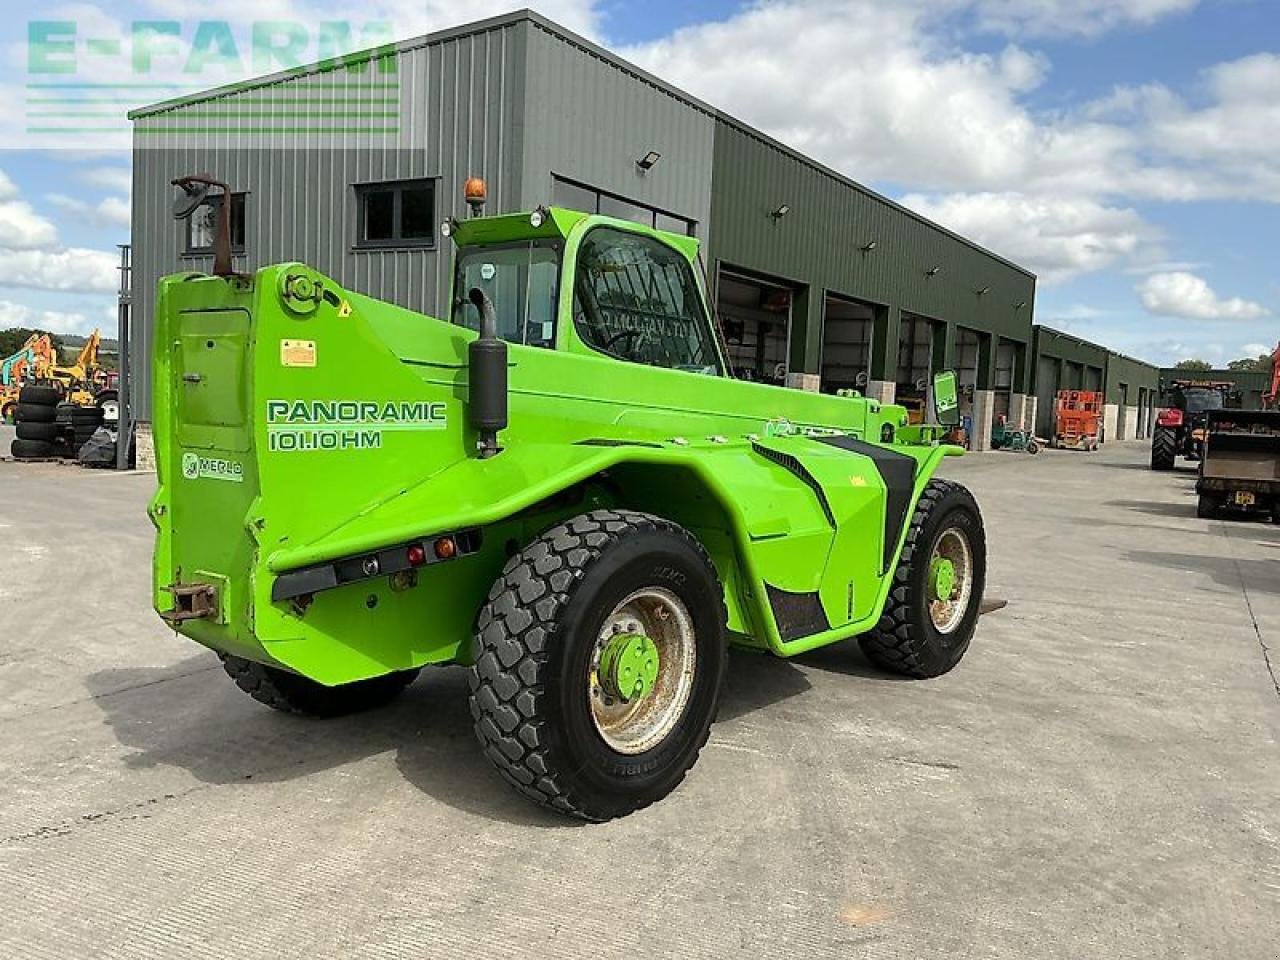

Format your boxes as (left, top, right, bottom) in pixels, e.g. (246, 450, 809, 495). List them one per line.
(131, 9, 1034, 279)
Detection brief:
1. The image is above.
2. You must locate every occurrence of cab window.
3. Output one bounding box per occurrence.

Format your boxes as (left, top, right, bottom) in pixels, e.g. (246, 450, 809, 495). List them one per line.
(453, 241, 560, 348)
(573, 228, 722, 375)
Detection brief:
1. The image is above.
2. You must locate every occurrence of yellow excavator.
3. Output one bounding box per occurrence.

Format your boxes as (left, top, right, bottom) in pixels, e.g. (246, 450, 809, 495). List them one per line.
(1, 329, 119, 424)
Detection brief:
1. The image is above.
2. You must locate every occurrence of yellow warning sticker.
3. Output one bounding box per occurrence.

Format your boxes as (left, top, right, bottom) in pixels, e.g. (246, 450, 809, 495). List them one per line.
(280, 339, 317, 368)
(337, 300, 353, 318)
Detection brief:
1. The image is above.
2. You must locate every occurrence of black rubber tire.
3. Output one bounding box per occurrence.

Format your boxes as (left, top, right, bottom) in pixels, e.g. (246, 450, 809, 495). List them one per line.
(18, 385, 59, 405)
(55, 402, 76, 423)
(219, 653, 419, 717)
(15, 402, 56, 423)
(10, 438, 54, 460)
(1026, 439, 1040, 455)
(70, 406, 104, 425)
(859, 479, 987, 679)
(469, 509, 727, 822)
(1151, 428, 1176, 471)
(16, 421, 59, 442)
(1196, 495, 1219, 520)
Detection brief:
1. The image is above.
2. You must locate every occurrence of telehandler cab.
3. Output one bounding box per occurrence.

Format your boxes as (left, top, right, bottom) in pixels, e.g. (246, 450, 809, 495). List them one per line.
(152, 177, 990, 820)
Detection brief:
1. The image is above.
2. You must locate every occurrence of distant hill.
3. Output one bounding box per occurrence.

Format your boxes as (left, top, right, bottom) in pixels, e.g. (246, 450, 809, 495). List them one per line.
(62, 334, 120, 352)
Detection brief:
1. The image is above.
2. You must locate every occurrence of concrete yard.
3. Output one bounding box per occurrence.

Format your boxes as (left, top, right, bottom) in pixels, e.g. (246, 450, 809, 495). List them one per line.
(1, 443, 1277, 959)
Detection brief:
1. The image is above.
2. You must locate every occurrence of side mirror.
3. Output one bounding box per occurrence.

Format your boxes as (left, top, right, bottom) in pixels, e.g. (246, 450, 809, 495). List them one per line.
(933, 370, 960, 426)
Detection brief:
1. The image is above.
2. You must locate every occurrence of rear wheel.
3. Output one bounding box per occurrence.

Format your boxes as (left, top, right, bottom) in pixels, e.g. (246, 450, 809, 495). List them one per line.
(859, 479, 987, 679)
(1151, 427, 1176, 470)
(95, 390, 119, 424)
(218, 653, 419, 717)
(469, 509, 727, 821)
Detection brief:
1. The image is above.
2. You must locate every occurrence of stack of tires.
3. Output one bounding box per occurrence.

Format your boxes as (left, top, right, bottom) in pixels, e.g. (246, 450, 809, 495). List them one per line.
(67, 403, 105, 453)
(10, 386, 62, 460)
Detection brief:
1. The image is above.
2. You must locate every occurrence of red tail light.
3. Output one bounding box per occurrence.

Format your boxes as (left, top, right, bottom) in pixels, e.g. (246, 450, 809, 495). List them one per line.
(1156, 408, 1183, 427)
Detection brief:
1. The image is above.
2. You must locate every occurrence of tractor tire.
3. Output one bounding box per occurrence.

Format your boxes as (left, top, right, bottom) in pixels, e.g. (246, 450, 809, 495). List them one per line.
(55, 402, 76, 423)
(15, 402, 56, 423)
(1151, 428, 1176, 471)
(16, 421, 59, 442)
(1196, 495, 1219, 520)
(469, 509, 727, 822)
(18, 385, 59, 405)
(1026, 439, 1040, 455)
(859, 479, 987, 679)
(10, 438, 54, 460)
(218, 653, 419, 718)
(70, 406, 104, 425)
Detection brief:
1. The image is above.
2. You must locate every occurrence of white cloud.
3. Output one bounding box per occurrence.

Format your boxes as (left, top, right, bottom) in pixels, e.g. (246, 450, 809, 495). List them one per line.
(0, 299, 99, 336)
(900, 192, 1152, 283)
(0, 247, 119, 294)
(1239, 342, 1271, 358)
(0, 198, 59, 249)
(957, 0, 1199, 38)
(1138, 271, 1269, 321)
(47, 193, 131, 230)
(80, 167, 132, 195)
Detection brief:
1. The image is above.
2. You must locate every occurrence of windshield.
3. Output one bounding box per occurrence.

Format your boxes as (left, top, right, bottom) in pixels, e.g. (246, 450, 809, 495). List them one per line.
(1182, 388, 1224, 413)
(573, 227, 723, 375)
(453, 241, 561, 349)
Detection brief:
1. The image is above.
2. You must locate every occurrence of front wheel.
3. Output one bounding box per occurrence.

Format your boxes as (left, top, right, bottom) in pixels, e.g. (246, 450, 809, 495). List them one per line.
(859, 479, 987, 679)
(1151, 427, 1176, 470)
(469, 510, 727, 821)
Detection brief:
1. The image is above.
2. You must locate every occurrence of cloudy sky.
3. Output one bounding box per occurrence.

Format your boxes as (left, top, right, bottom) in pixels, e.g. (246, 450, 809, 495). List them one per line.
(1, 0, 1276, 366)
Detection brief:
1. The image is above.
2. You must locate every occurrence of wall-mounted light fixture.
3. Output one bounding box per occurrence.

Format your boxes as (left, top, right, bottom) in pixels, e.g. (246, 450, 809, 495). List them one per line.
(636, 150, 662, 171)
(771, 204, 791, 220)
(926, 265, 941, 277)
(976, 286, 990, 296)
(860, 240, 878, 252)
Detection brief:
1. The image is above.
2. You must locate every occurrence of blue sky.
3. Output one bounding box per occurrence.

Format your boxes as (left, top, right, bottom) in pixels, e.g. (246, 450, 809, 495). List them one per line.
(0, 0, 1276, 367)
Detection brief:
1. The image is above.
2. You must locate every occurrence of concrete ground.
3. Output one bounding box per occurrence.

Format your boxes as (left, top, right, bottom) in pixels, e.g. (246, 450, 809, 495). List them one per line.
(1, 443, 1277, 959)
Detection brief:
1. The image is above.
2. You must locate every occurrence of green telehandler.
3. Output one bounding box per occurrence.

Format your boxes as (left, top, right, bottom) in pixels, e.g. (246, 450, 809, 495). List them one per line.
(152, 176, 991, 821)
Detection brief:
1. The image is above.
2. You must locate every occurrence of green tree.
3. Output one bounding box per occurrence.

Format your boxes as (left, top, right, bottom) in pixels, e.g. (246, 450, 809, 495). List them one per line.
(1226, 353, 1272, 372)
(1173, 358, 1213, 371)
(0, 327, 64, 358)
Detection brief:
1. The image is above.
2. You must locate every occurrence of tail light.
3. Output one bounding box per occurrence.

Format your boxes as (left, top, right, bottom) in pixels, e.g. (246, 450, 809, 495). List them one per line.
(1156, 408, 1183, 427)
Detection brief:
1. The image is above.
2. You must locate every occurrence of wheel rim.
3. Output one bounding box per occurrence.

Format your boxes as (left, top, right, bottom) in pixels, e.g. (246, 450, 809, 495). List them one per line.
(927, 527, 974, 634)
(589, 587, 697, 755)
(100, 400, 119, 422)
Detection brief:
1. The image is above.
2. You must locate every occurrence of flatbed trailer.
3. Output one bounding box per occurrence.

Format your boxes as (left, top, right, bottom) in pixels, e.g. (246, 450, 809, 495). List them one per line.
(1196, 409, 1280, 520)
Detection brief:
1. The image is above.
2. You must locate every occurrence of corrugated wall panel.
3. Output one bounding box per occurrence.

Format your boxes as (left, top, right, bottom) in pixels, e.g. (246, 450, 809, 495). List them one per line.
(708, 121, 1035, 343)
(519, 24, 715, 232)
(129, 23, 524, 421)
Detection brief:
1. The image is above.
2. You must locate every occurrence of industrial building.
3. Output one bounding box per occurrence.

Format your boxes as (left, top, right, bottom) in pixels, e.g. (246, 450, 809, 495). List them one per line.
(126, 9, 1170, 462)
(126, 10, 1043, 461)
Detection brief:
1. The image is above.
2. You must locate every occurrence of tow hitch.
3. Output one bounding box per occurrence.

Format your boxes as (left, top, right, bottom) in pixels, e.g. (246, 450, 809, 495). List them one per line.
(162, 583, 219, 624)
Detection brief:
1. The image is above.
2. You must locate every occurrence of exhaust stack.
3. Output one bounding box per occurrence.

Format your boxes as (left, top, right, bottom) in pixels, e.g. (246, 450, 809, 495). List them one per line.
(467, 287, 507, 458)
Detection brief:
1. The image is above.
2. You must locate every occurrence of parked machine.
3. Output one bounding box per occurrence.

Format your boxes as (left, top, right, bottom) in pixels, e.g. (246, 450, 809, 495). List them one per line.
(991, 416, 1039, 454)
(1196, 409, 1280, 520)
(152, 175, 994, 821)
(1052, 390, 1101, 451)
(1150, 379, 1236, 470)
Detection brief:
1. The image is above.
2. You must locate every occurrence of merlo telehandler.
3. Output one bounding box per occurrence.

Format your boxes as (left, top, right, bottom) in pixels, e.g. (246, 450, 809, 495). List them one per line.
(151, 176, 991, 820)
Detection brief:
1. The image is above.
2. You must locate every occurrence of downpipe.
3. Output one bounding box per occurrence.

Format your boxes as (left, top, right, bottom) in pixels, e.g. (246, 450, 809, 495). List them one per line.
(467, 287, 507, 459)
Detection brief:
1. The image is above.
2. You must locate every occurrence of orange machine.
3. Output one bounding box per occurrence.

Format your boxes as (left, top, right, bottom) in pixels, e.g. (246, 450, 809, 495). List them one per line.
(1053, 389, 1103, 451)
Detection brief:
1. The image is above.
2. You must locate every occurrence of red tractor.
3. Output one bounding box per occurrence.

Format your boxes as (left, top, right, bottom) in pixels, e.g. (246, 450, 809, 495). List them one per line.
(1150, 379, 1236, 471)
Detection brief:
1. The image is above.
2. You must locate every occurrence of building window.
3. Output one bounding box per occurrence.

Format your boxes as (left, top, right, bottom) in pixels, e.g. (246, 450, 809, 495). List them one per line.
(552, 176, 696, 236)
(186, 194, 246, 255)
(355, 179, 435, 248)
